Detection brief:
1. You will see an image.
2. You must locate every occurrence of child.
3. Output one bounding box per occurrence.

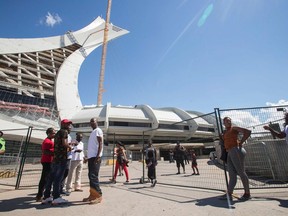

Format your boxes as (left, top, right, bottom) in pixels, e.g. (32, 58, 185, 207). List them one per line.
(191, 150, 199, 175)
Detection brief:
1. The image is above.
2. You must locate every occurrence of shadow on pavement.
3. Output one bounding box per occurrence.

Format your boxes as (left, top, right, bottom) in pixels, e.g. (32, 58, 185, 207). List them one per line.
(253, 196, 288, 208)
(0, 196, 40, 212)
(193, 195, 235, 209)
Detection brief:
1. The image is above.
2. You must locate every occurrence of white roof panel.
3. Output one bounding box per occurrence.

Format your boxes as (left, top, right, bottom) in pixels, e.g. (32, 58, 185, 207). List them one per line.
(153, 109, 182, 122)
(109, 107, 149, 120)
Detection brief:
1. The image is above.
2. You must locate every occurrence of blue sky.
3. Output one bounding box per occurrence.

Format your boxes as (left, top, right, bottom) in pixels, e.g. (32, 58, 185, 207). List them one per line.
(1, 0, 287, 113)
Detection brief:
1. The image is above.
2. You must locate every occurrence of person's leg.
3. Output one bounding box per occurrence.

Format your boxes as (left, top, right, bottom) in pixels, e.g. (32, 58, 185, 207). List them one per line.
(122, 164, 129, 182)
(176, 160, 180, 174)
(36, 162, 51, 199)
(113, 162, 120, 180)
(192, 166, 196, 174)
(195, 166, 199, 174)
(181, 160, 185, 173)
(118, 166, 122, 176)
(74, 160, 83, 190)
(150, 165, 157, 187)
(227, 148, 238, 194)
(66, 160, 77, 192)
(87, 157, 102, 203)
(52, 161, 67, 200)
(230, 147, 250, 195)
(61, 159, 71, 193)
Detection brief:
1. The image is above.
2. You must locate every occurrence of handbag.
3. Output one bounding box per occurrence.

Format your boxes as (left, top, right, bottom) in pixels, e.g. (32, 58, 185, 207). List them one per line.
(220, 147, 228, 163)
(219, 139, 227, 163)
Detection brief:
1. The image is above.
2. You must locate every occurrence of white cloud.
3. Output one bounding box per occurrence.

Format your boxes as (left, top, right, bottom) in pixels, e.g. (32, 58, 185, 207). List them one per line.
(266, 99, 288, 107)
(43, 12, 62, 27)
(220, 100, 288, 137)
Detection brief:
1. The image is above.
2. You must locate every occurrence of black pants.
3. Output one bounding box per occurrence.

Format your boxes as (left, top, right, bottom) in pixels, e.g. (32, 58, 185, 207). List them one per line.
(36, 162, 52, 198)
(148, 165, 156, 180)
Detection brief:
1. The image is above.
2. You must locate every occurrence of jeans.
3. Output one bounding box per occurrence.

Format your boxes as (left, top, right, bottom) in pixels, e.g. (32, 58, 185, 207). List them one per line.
(61, 159, 71, 192)
(43, 160, 67, 199)
(88, 157, 102, 195)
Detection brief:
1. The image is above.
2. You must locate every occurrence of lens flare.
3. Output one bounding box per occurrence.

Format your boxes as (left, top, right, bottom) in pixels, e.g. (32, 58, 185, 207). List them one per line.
(197, 3, 214, 27)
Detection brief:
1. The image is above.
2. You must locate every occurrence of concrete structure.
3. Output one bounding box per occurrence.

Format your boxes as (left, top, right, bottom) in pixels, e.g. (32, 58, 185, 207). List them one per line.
(0, 16, 217, 149)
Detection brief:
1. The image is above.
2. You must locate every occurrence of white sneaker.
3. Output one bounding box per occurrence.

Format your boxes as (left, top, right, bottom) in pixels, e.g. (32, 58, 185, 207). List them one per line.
(52, 197, 68, 205)
(41, 197, 53, 204)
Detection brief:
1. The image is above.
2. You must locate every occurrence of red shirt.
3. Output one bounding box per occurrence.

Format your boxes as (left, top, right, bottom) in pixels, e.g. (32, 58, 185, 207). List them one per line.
(41, 137, 54, 163)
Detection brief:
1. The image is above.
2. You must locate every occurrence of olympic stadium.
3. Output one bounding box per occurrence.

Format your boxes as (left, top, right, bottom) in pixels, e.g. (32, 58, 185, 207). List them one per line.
(0, 17, 218, 158)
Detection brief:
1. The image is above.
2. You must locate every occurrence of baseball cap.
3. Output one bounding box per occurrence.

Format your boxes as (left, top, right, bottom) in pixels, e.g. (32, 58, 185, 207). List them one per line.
(61, 119, 72, 125)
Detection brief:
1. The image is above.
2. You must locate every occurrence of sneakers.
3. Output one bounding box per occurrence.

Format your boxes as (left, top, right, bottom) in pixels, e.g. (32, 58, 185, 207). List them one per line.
(239, 193, 251, 201)
(219, 194, 233, 201)
(52, 197, 68, 205)
(151, 179, 157, 187)
(41, 197, 53, 204)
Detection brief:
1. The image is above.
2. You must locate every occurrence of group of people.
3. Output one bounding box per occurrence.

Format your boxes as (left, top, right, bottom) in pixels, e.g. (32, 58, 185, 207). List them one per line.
(36, 117, 104, 205)
(2, 112, 287, 205)
(110, 140, 158, 188)
(172, 142, 200, 176)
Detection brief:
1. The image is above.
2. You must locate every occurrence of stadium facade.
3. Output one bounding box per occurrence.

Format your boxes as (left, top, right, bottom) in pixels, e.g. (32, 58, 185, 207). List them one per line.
(0, 17, 217, 156)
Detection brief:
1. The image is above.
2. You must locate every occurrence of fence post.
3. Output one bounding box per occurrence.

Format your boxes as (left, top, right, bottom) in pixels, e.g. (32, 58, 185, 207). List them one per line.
(214, 108, 229, 191)
(111, 133, 116, 178)
(15, 126, 33, 189)
(140, 131, 145, 183)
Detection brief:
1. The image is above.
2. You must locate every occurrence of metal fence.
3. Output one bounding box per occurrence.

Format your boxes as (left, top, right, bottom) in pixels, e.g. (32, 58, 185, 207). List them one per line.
(215, 105, 288, 191)
(1, 105, 288, 192)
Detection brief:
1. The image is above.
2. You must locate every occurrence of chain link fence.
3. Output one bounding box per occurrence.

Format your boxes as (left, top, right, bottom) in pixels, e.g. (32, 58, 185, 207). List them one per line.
(1, 105, 288, 192)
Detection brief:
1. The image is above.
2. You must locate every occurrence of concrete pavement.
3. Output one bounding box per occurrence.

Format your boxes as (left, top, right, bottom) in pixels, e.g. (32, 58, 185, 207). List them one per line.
(0, 161, 287, 216)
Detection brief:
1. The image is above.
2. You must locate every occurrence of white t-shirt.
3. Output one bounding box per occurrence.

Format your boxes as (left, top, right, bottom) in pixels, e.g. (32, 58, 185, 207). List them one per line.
(71, 141, 84, 161)
(87, 127, 103, 159)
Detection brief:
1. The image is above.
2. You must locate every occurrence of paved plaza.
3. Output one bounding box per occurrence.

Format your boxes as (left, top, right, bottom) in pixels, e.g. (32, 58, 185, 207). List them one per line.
(0, 161, 287, 216)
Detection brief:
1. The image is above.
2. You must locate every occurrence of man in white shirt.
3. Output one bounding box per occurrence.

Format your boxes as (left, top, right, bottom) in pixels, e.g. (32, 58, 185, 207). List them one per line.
(82, 118, 103, 204)
(66, 132, 84, 193)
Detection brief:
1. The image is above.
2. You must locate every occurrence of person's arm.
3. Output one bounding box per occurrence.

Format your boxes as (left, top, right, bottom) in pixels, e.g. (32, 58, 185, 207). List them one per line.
(234, 127, 251, 147)
(61, 130, 72, 151)
(263, 125, 286, 139)
(74, 142, 83, 153)
(95, 135, 103, 163)
(123, 149, 128, 160)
